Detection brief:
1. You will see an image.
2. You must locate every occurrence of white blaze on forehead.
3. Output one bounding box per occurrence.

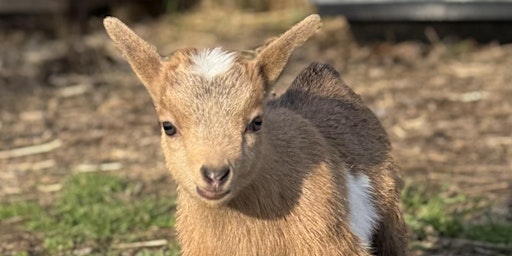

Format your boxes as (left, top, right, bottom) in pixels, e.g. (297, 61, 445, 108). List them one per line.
(347, 173, 379, 247)
(190, 48, 235, 79)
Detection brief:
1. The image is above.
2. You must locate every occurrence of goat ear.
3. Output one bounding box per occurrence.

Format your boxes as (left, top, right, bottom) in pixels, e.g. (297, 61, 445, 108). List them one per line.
(104, 17, 162, 90)
(255, 14, 321, 87)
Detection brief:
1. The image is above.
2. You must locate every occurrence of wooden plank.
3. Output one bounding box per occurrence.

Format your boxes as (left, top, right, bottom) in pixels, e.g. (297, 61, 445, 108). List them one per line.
(313, 0, 512, 21)
(0, 0, 68, 14)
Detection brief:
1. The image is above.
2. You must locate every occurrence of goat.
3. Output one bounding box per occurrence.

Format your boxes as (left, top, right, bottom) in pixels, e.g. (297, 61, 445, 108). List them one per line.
(104, 14, 407, 256)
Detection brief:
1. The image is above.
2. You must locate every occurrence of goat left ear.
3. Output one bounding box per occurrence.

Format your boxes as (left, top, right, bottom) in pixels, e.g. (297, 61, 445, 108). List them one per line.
(255, 14, 322, 87)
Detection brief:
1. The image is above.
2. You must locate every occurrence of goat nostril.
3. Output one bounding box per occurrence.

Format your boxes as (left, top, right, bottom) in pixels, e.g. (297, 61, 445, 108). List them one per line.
(201, 167, 208, 180)
(200, 166, 213, 183)
(200, 166, 231, 185)
(218, 167, 230, 183)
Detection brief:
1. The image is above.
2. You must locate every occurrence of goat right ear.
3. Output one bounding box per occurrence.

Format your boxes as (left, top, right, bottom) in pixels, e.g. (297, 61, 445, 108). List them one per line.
(255, 14, 322, 88)
(104, 17, 162, 91)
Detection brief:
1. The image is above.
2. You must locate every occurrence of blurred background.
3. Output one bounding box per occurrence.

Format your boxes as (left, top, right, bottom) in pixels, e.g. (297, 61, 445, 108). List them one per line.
(0, 0, 511, 255)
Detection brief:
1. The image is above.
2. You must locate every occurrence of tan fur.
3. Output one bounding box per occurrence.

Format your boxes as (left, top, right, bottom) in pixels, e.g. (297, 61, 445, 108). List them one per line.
(104, 14, 407, 256)
(103, 17, 162, 93)
(257, 14, 321, 87)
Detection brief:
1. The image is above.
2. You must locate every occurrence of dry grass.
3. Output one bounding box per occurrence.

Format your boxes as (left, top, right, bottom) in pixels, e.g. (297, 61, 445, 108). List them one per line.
(0, 6, 511, 255)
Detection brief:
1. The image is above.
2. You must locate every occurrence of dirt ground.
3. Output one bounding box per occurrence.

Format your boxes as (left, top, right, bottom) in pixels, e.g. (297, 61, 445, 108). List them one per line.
(1, 7, 511, 255)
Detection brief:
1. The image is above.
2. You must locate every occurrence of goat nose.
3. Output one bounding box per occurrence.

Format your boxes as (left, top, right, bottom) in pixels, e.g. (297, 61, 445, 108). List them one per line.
(200, 165, 231, 186)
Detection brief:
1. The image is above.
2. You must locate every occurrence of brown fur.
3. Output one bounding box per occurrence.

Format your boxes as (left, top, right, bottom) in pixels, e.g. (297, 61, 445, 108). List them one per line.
(272, 63, 408, 255)
(104, 14, 407, 256)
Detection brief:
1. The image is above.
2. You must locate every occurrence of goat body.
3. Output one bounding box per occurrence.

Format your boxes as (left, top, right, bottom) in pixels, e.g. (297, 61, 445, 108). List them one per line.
(104, 14, 407, 256)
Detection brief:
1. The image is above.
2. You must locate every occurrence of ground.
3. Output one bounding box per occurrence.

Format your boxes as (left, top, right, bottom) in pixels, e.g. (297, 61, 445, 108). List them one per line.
(0, 7, 511, 256)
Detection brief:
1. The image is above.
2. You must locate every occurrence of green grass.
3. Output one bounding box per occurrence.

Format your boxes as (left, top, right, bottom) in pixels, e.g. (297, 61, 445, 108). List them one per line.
(403, 184, 512, 245)
(0, 173, 178, 255)
(135, 247, 181, 256)
(464, 221, 512, 245)
(4, 175, 512, 254)
(0, 201, 43, 221)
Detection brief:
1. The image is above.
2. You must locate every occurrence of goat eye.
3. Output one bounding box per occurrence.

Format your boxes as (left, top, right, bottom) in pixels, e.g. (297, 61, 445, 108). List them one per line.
(162, 121, 177, 136)
(247, 116, 263, 133)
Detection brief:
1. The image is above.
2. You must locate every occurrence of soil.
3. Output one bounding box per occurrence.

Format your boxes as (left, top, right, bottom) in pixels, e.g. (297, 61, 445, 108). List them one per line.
(0, 8, 511, 255)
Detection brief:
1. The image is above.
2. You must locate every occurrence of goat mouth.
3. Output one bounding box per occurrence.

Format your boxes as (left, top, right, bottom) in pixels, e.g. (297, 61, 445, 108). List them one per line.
(196, 187, 231, 200)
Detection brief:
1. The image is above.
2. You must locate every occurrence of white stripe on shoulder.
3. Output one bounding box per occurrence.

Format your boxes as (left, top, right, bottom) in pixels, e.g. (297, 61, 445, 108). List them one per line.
(190, 48, 234, 79)
(347, 173, 379, 246)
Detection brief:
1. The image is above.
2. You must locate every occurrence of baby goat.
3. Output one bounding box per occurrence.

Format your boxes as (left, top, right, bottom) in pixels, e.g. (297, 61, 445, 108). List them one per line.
(104, 14, 407, 256)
